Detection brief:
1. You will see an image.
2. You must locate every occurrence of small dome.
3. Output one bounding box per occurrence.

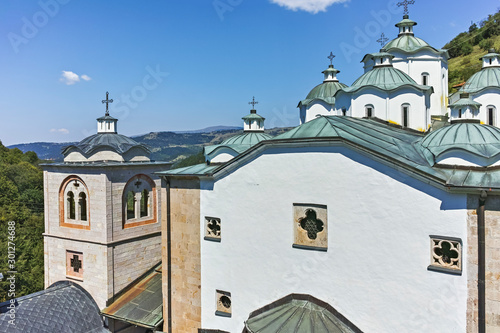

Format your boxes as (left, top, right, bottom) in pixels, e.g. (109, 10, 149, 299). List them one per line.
(220, 131, 272, 146)
(300, 81, 347, 107)
(339, 67, 431, 94)
(383, 35, 432, 53)
(461, 67, 500, 94)
(418, 122, 500, 166)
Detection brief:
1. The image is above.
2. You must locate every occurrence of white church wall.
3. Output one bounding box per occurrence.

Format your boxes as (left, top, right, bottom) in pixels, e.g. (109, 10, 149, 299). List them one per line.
(199, 145, 468, 333)
(344, 88, 386, 119)
(391, 50, 448, 115)
(386, 88, 428, 131)
(64, 150, 87, 162)
(473, 89, 500, 125)
(304, 100, 334, 123)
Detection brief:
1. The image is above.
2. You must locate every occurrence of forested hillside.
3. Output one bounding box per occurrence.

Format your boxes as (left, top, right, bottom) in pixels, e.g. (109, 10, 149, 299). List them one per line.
(446, 10, 500, 92)
(0, 142, 44, 302)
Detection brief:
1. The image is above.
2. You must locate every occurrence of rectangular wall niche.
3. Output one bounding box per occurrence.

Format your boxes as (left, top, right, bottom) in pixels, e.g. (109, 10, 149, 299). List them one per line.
(428, 235, 462, 275)
(205, 217, 221, 242)
(215, 290, 231, 317)
(293, 203, 328, 251)
(66, 250, 83, 280)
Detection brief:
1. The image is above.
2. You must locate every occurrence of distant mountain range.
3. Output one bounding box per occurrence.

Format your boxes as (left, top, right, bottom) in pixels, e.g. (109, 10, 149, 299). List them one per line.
(8, 127, 292, 162)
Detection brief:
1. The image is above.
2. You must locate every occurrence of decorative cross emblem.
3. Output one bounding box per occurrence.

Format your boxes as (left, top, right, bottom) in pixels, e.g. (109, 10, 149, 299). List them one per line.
(377, 33, 389, 47)
(299, 209, 324, 240)
(102, 91, 114, 116)
(70, 255, 82, 272)
(248, 96, 258, 109)
(327, 52, 335, 65)
(134, 179, 142, 188)
(397, 0, 415, 15)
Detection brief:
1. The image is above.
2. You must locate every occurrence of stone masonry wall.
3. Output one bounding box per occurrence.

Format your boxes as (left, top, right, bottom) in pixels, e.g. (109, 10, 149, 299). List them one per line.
(162, 178, 202, 333)
(467, 194, 500, 332)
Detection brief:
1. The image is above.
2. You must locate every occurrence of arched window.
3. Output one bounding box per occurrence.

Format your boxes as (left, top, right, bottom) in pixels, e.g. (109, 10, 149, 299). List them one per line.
(67, 192, 75, 220)
(141, 189, 149, 217)
(126, 191, 136, 219)
(78, 192, 87, 221)
(402, 104, 410, 127)
(59, 176, 90, 229)
(342, 108, 347, 116)
(122, 174, 157, 228)
(488, 105, 496, 126)
(365, 105, 374, 118)
(421, 73, 429, 86)
(458, 109, 462, 119)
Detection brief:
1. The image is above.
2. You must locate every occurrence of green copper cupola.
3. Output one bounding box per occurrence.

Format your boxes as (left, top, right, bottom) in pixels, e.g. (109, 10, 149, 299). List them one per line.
(242, 97, 265, 132)
(481, 48, 500, 69)
(396, 14, 417, 36)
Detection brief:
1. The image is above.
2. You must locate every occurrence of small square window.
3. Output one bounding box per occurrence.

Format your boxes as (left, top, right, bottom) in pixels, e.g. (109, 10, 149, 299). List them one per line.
(428, 236, 462, 275)
(293, 204, 328, 251)
(66, 250, 83, 280)
(215, 290, 231, 317)
(205, 217, 221, 242)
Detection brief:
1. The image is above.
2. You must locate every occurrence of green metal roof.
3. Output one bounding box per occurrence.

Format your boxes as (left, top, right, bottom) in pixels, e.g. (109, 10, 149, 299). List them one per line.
(242, 113, 266, 120)
(245, 294, 363, 333)
(156, 163, 218, 176)
(382, 35, 446, 55)
(299, 81, 348, 107)
(460, 67, 500, 93)
(418, 122, 500, 164)
(449, 97, 482, 109)
(96, 115, 118, 121)
(337, 66, 432, 94)
(395, 15, 417, 27)
(102, 264, 162, 329)
(156, 117, 500, 191)
(481, 50, 500, 59)
(204, 132, 273, 156)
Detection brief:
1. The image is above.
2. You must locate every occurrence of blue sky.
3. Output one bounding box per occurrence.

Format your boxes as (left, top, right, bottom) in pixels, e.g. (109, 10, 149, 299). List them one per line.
(0, 0, 499, 145)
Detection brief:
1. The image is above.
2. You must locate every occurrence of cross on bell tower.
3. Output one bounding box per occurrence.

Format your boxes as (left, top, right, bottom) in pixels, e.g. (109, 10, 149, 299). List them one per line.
(377, 33, 389, 47)
(397, 0, 415, 16)
(102, 91, 114, 116)
(327, 52, 335, 65)
(249, 96, 258, 110)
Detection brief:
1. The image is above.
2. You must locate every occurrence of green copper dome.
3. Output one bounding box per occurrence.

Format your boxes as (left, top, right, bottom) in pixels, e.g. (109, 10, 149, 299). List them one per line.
(338, 66, 432, 94)
(418, 122, 500, 165)
(460, 67, 500, 94)
(204, 132, 273, 156)
(383, 35, 434, 53)
(299, 81, 348, 107)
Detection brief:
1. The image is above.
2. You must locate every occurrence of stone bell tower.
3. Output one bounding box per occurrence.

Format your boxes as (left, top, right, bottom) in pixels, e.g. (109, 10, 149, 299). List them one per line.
(43, 92, 171, 309)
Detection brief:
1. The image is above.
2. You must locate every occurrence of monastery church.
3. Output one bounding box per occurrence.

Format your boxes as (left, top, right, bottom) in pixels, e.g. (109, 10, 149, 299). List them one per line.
(4, 7, 500, 333)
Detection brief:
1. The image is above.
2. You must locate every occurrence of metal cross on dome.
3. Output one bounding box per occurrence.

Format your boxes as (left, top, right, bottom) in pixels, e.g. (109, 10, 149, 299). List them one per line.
(249, 96, 258, 109)
(397, 0, 415, 16)
(327, 52, 335, 65)
(377, 33, 389, 47)
(102, 91, 114, 116)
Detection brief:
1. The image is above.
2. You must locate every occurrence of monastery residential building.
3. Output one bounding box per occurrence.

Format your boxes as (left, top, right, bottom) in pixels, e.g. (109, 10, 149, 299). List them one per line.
(3, 10, 500, 333)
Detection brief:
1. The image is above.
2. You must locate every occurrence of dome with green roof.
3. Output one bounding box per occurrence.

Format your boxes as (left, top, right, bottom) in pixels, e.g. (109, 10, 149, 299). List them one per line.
(338, 66, 432, 94)
(417, 122, 500, 166)
(299, 65, 347, 107)
(460, 67, 500, 94)
(382, 15, 448, 56)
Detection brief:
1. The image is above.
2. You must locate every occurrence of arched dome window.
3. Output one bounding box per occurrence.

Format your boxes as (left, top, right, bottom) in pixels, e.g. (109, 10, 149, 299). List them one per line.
(365, 105, 374, 118)
(421, 72, 429, 86)
(122, 174, 157, 228)
(59, 176, 90, 230)
(488, 105, 496, 126)
(402, 104, 410, 127)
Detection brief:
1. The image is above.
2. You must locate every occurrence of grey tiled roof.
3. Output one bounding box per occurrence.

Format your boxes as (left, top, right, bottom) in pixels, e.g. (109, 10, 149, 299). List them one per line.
(0, 281, 109, 333)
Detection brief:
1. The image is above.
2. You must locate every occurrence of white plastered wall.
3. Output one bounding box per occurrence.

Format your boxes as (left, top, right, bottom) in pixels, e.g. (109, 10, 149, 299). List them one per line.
(199, 145, 468, 333)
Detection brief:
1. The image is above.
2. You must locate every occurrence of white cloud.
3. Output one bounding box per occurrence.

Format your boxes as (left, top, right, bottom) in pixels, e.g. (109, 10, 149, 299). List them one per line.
(59, 71, 92, 85)
(60, 71, 80, 85)
(50, 128, 69, 134)
(270, 0, 349, 14)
